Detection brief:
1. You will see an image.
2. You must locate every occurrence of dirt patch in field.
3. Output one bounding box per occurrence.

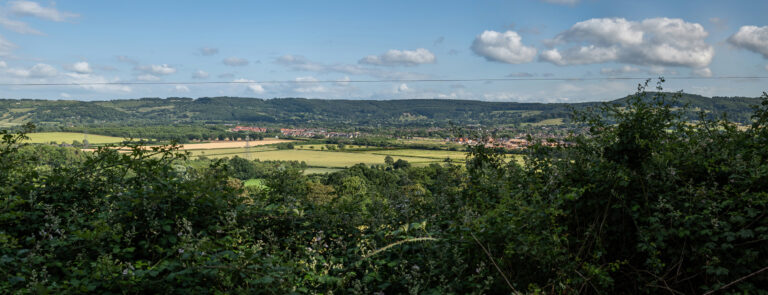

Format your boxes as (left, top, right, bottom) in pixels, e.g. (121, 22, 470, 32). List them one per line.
(179, 139, 293, 150)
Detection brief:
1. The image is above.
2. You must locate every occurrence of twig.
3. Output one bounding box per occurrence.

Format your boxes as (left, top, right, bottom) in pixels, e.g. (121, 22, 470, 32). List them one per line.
(470, 231, 517, 293)
(703, 265, 768, 295)
(361, 237, 438, 260)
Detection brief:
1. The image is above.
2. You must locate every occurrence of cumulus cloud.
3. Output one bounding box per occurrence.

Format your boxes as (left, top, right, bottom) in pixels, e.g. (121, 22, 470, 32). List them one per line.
(69, 61, 92, 74)
(233, 78, 265, 94)
(175, 85, 190, 92)
(223, 57, 249, 66)
(292, 76, 327, 93)
(64, 72, 131, 93)
(359, 48, 436, 66)
(6, 63, 57, 78)
(540, 18, 714, 70)
(728, 25, 768, 58)
(136, 64, 176, 75)
(397, 83, 409, 92)
(192, 70, 209, 79)
(248, 84, 265, 94)
(471, 30, 537, 64)
(199, 47, 218, 56)
(0, 61, 6, 68)
(8, 1, 79, 22)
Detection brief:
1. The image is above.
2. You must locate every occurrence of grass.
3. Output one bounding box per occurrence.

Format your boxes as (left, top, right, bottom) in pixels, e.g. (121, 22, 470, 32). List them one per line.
(243, 178, 266, 189)
(24, 132, 126, 144)
(192, 149, 432, 168)
(366, 149, 468, 161)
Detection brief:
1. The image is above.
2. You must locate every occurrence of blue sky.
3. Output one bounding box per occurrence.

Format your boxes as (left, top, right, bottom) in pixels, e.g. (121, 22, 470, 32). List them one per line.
(0, 0, 766, 102)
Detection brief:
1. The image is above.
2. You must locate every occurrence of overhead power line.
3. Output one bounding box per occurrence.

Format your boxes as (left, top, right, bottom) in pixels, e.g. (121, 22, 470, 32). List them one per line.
(0, 76, 766, 87)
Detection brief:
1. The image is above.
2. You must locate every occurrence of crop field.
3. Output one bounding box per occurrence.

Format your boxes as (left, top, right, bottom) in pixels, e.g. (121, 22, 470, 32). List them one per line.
(24, 132, 126, 144)
(366, 149, 468, 161)
(197, 149, 430, 167)
(179, 139, 292, 150)
(186, 144, 525, 173)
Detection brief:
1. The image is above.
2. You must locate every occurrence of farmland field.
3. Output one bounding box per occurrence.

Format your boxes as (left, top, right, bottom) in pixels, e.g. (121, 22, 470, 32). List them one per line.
(366, 149, 468, 161)
(195, 149, 430, 167)
(178, 139, 292, 150)
(24, 132, 126, 144)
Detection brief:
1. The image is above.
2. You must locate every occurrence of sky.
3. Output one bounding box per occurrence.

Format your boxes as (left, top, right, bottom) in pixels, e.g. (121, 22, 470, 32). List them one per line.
(0, 0, 766, 102)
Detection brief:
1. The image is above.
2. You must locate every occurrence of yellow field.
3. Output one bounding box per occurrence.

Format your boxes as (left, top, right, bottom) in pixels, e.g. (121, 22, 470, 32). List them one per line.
(179, 139, 292, 150)
(24, 132, 126, 144)
(366, 149, 468, 160)
(198, 149, 431, 168)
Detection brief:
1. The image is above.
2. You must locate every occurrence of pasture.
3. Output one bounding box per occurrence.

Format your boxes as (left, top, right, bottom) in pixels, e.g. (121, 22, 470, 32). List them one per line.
(24, 132, 126, 144)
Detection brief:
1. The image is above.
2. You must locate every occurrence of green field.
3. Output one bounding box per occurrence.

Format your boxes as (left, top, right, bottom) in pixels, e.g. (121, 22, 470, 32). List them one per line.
(188, 146, 524, 172)
(24, 132, 127, 144)
(367, 149, 468, 160)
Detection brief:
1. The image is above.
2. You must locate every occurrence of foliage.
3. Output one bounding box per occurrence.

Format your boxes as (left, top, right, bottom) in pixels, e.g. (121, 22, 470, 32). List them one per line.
(1, 82, 767, 293)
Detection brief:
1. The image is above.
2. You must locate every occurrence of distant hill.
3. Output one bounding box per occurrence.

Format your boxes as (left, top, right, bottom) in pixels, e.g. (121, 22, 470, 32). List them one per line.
(0, 93, 762, 128)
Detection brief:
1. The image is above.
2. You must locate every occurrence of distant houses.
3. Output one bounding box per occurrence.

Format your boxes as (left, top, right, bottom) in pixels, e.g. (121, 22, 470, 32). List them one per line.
(280, 128, 360, 138)
(447, 136, 566, 149)
(230, 126, 267, 133)
(228, 126, 360, 139)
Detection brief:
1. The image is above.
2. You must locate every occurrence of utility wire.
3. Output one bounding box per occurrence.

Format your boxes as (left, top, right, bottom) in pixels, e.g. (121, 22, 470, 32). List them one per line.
(0, 76, 766, 86)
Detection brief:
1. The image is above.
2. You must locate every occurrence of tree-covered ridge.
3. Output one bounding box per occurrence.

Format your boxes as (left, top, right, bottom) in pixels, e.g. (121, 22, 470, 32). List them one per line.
(1, 83, 767, 293)
(1, 92, 761, 127)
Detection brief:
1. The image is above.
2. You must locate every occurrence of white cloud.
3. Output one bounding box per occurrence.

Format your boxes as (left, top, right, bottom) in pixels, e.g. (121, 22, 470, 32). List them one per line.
(175, 85, 190, 92)
(728, 25, 768, 58)
(540, 0, 579, 5)
(59, 92, 70, 98)
(6, 63, 57, 78)
(541, 18, 714, 69)
(398, 83, 409, 92)
(69, 61, 92, 74)
(136, 64, 176, 75)
(471, 30, 537, 64)
(0, 16, 42, 34)
(0, 61, 6, 68)
(233, 78, 265, 94)
(199, 47, 218, 56)
(192, 70, 209, 79)
(540, 46, 618, 65)
(136, 74, 160, 81)
(293, 76, 326, 93)
(223, 57, 249, 66)
(8, 1, 79, 22)
(359, 48, 436, 66)
(63, 73, 132, 93)
(248, 84, 265, 94)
